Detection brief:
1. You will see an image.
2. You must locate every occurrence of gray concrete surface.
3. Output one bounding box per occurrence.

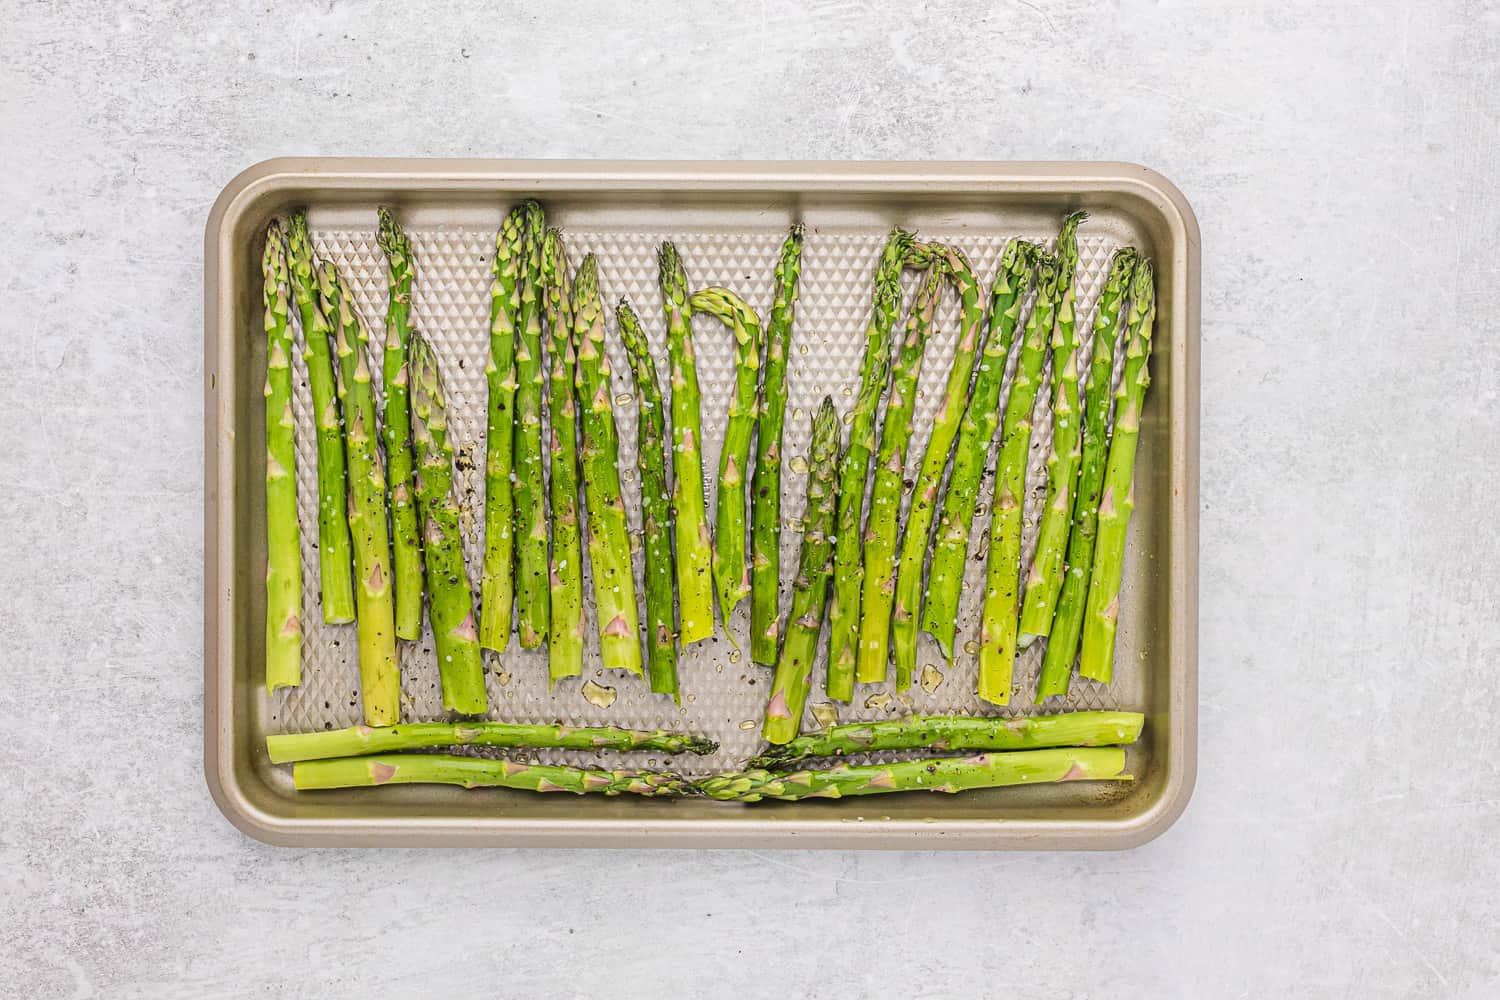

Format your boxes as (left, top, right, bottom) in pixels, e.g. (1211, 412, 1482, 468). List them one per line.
(3, 1, 1498, 996)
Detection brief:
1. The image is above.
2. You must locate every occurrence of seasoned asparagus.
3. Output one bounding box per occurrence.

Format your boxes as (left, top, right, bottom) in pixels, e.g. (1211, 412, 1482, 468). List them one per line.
(657, 242, 715, 644)
(922, 240, 1038, 660)
(541, 229, 584, 685)
(749, 710, 1144, 768)
(573, 255, 644, 676)
(408, 335, 487, 715)
(854, 261, 944, 686)
(513, 201, 550, 648)
(1036, 249, 1138, 700)
(1079, 260, 1156, 684)
(285, 213, 355, 624)
(699, 747, 1130, 801)
(750, 225, 805, 666)
(375, 208, 425, 641)
(688, 286, 764, 635)
(617, 298, 679, 698)
(479, 206, 523, 652)
(294, 755, 696, 797)
(318, 262, 400, 726)
(763, 398, 840, 745)
(261, 221, 302, 692)
(268, 722, 718, 763)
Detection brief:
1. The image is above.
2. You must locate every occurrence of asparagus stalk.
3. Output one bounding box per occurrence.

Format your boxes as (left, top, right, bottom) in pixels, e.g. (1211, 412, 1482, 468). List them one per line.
(1036, 249, 1139, 700)
(1019, 212, 1092, 647)
(541, 229, 585, 685)
(854, 261, 944, 686)
(749, 710, 1144, 768)
(375, 208, 425, 641)
(573, 255, 644, 676)
(268, 722, 720, 763)
(408, 335, 488, 715)
(921, 240, 1038, 660)
(890, 244, 985, 688)
(261, 221, 302, 692)
(750, 225, 805, 666)
(688, 286, 764, 635)
(699, 747, 1129, 801)
(657, 242, 715, 644)
(1079, 260, 1157, 684)
(318, 263, 400, 726)
(285, 213, 355, 624)
(512, 201, 550, 648)
(617, 298, 679, 698)
(479, 207, 524, 652)
(977, 254, 1063, 705)
(294, 755, 695, 797)
(827, 229, 917, 701)
(763, 398, 840, 745)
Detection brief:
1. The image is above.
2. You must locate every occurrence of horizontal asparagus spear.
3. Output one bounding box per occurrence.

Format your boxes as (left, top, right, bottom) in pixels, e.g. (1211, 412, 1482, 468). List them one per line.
(748, 711, 1144, 768)
(267, 722, 720, 763)
(699, 747, 1130, 801)
(294, 755, 695, 796)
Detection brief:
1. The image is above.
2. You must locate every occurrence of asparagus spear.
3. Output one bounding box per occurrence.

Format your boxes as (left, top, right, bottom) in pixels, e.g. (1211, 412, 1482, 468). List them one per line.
(1036, 249, 1138, 700)
(889, 244, 985, 688)
(573, 255, 644, 676)
(657, 242, 715, 644)
(408, 335, 488, 715)
(921, 240, 1038, 660)
(1019, 212, 1092, 648)
(617, 298, 679, 698)
(699, 747, 1129, 801)
(854, 261, 944, 686)
(261, 221, 302, 693)
(318, 263, 400, 726)
(749, 710, 1144, 768)
(827, 229, 917, 701)
(977, 255, 1063, 705)
(375, 208, 425, 641)
(688, 286, 764, 635)
(763, 398, 840, 745)
(267, 722, 719, 763)
(479, 207, 524, 652)
(541, 229, 585, 685)
(294, 755, 695, 797)
(513, 201, 550, 648)
(1079, 260, 1157, 684)
(285, 213, 355, 624)
(750, 225, 805, 666)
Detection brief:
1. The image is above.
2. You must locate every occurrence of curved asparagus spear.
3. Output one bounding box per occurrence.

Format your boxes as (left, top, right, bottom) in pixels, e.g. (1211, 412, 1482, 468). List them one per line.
(408, 335, 487, 715)
(617, 298, 679, 698)
(977, 255, 1062, 705)
(1079, 260, 1156, 683)
(689, 286, 764, 636)
(261, 221, 302, 692)
(1036, 249, 1138, 700)
(890, 244, 985, 688)
(285, 213, 355, 624)
(573, 255, 644, 676)
(763, 398, 840, 745)
(699, 747, 1129, 801)
(375, 208, 425, 641)
(541, 229, 584, 685)
(749, 710, 1144, 768)
(318, 262, 400, 726)
(512, 201, 550, 648)
(854, 261, 944, 686)
(750, 225, 805, 666)
(827, 229, 916, 701)
(921, 241, 1038, 660)
(267, 722, 719, 763)
(479, 207, 523, 652)
(1019, 212, 1092, 647)
(294, 755, 695, 797)
(657, 242, 715, 644)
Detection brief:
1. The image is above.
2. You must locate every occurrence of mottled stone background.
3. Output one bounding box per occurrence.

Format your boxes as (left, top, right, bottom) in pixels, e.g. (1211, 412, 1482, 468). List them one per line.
(3, 1, 1497, 996)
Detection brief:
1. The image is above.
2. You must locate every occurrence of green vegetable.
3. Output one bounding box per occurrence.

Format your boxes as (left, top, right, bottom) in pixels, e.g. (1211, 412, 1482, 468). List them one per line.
(541, 229, 584, 685)
(294, 755, 695, 797)
(479, 206, 523, 652)
(261, 221, 302, 693)
(267, 722, 719, 763)
(512, 201, 550, 649)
